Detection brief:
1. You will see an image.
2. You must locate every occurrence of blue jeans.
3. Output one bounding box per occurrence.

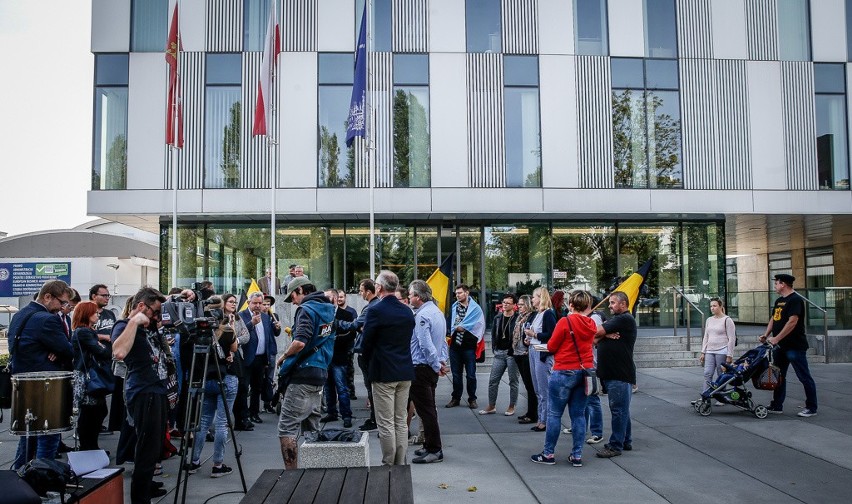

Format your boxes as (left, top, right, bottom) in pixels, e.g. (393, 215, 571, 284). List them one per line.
(543, 370, 588, 460)
(771, 348, 818, 412)
(449, 346, 477, 401)
(603, 379, 632, 452)
(324, 363, 352, 419)
(13, 433, 60, 470)
(192, 374, 238, 465)
(585, 392, 603, 437)
(529, 347, 553, 424)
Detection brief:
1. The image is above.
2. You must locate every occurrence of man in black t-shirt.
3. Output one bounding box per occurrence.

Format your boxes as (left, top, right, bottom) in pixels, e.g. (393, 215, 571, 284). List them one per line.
(594, 291, 636, 458)
(760, 274, 818, 417)
(112, 287, 168, 504)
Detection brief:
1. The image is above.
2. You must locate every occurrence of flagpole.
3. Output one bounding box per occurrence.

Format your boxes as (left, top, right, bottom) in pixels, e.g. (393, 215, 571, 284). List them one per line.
(269, 24, 278, 296)
(170, 0, 181, 289)
(366, 0, 375, 279)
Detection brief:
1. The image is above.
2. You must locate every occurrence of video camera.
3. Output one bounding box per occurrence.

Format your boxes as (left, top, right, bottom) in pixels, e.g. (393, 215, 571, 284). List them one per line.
(160, 282, 221, 347)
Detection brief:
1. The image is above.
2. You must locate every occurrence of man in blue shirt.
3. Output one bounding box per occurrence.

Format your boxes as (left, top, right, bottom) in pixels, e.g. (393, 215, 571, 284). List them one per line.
(408, 280, 448, 464)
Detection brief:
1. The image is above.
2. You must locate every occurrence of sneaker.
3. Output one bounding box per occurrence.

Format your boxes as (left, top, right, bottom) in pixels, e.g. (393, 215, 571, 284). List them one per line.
(623, 444, 633, 451)
(596, 447, 622, 458)
(562, 427, 572, 434)
(586, 435, 604, 445)
(343, 418, 353, 428)
(797, 408, 817, 418)
(408, 434, 423, 446)
(568, 455, 583, 467)
(768, 408, 783, 415)
(412, 450, 443, 464)
(211, 464, 233, 478)
(185, 461, 201, 474)
(530, 453, 556, 465)
(414, 447, 428, 457)
(358, 419, 378, 431)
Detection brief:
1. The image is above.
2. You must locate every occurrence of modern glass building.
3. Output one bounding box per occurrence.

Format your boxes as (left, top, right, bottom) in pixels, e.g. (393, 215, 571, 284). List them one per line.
(89, 0, 852, 330)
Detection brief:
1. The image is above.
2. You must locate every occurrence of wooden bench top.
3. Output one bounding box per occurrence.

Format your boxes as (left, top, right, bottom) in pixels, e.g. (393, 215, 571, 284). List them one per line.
(240, 466, 413, 504)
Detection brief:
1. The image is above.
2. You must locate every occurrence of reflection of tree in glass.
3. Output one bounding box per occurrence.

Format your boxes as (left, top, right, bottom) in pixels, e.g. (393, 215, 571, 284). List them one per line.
(319, 126, 340, 186)
(525, 135, 542, 187)
(484, 227, 548, 293)
(612, 90, 681, 188)
(552, 227, 616, 298)
(393, 90, 430, 187)
(106, 134, 127, 189)
(221, 102, 241, 188)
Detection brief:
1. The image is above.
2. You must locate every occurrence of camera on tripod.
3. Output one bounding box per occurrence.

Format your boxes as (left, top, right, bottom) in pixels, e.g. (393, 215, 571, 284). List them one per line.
(160, 283, 221, 347)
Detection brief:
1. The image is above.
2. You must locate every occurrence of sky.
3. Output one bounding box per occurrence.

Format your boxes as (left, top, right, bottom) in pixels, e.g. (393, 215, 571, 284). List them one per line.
(0, 0, 94, 237)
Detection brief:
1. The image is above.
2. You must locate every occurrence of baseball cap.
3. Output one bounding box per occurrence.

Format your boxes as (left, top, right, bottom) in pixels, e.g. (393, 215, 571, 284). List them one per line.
(284, 276, 312, 302)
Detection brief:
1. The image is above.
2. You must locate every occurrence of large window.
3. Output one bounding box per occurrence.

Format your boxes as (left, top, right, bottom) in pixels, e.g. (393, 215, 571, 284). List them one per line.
(815, 64, 849, 190)
(131, 0, 169, 52)
(611, 58, 683, 188)
(847, 0, 852, 61)
(575, 0, 608, 56)
(778, 0, 811, 61)
(93, 54, 129, 190)
(355, 0, 391, 51)
(244, 0, 273, 51)
(393, 54, 430, 187)
(204, 54, 242, 188)
(318, 53, 356, 187)
(504, 56, 541, 187)
(466, 0, 501, 53)
(644, 0, 677, 58)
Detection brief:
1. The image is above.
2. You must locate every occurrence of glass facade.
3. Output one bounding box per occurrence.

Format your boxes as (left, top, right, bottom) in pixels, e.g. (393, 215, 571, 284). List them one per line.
(355, 0, 392, 51)
(204, 54, 242, 188)
(393, 54, 430, 187)
(93, 54, 129, 191)
(574, 0, 608, 56)
(244, 0, 273, 52)
(611, 58, 683, 188)
(504, 56, 541, 187)
(778, 0, 811, 61)
(815, 64, 849, 190)
(318, 53, 356, 187)
(161, 220, 724, 329)
(644, 0, 677, 58)
(466, 0, 502, 53)
(131, 0, 168, 52)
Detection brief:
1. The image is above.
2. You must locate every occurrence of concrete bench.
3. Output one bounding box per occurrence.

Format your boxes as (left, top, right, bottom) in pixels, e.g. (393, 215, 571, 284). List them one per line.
(298, 431, 370, 469)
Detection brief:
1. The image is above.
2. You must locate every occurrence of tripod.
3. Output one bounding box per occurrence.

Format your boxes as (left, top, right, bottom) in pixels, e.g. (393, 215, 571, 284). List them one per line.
(173, 338, 247, 504)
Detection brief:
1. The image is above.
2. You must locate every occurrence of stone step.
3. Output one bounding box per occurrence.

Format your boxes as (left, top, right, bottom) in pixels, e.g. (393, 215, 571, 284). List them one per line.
(634, 351, 699, 360)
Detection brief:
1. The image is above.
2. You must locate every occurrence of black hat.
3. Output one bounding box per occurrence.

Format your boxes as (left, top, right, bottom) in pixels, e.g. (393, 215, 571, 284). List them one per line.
(264, 295, 276, 304)
(774, 273, 795, 286)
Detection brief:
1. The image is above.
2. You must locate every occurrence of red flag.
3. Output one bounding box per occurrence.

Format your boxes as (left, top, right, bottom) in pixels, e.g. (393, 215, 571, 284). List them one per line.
(165, 4, 184, 148)
(252, 2, 281, 136)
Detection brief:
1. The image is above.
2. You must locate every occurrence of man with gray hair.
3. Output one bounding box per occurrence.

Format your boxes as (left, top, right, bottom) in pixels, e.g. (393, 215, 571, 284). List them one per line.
(408, 280, 448, 464)
(361, 271, 415, 465)
(239, 291, 280, 426)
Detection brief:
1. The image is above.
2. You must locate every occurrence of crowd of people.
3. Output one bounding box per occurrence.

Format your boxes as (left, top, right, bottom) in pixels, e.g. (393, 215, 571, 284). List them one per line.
(4, 270, 820, 503)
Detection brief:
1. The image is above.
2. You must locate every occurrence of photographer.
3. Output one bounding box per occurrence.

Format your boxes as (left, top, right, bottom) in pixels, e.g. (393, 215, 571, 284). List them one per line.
(238, 292, 280, 426)
(184, 310, 239, 478)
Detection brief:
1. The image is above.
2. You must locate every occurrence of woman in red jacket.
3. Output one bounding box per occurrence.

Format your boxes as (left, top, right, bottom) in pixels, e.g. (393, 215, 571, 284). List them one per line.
(530, 290, 597, 467)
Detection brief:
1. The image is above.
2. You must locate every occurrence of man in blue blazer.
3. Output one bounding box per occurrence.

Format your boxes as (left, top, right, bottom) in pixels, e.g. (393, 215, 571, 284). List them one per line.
(361, 270, 415, 465)
(238, 292, 280, 425)
(7, 280, 74, 469)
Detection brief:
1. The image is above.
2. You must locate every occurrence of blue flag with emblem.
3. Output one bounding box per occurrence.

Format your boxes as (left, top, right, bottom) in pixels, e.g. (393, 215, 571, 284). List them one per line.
(345, 6, 367, 147)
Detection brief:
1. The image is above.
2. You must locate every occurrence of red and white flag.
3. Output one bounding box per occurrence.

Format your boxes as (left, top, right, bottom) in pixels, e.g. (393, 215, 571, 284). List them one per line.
(252, 2, 280, 136)
(165, 4, 184, 148)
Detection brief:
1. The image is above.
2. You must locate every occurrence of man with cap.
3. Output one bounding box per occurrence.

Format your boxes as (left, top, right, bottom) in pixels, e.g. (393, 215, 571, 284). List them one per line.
(759, 274, 818, 417)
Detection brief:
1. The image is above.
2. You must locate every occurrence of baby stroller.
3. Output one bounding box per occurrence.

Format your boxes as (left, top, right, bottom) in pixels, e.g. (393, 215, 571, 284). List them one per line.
(691, 343, 775, 419)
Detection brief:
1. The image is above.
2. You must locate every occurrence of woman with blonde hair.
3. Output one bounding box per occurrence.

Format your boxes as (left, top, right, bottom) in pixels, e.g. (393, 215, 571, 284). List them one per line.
(513, 295, 538, 424)
(523, 287, 557, 432)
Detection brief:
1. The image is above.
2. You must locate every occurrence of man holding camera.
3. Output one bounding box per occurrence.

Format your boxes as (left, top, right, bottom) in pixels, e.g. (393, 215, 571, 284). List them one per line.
(112, 287, 168, 504)
(238, 292, 280, 426)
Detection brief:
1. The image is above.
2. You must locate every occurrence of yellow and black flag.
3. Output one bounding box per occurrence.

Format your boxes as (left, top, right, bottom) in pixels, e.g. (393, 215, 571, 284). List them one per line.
(611, 258, 654, 314)
(426, 253, 455, 315)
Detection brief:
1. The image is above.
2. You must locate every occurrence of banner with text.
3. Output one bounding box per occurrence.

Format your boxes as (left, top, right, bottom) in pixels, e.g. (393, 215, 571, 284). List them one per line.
(0, 262, 72, 297)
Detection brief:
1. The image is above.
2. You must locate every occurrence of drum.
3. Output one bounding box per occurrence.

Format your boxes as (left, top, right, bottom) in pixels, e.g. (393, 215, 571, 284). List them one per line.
(10, 371, 74, 435)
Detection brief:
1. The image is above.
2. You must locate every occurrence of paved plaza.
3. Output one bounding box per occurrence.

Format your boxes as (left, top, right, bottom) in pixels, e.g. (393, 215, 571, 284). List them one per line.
(1, 362, 850, 503)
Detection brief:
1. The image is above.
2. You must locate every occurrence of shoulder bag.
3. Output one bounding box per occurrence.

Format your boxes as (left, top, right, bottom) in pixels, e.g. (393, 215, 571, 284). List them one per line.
(75, 336, 116, 396)
(566, 315, 598, 396)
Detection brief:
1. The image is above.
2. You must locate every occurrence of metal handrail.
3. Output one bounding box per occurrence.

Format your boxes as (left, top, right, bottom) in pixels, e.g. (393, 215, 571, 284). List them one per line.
(797, 293, 829, 361)
(671, 287, 705, 351)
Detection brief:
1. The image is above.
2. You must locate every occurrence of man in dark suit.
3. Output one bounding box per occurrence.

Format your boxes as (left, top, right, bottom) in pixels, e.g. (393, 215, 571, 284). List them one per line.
(238, 292, 280, 425)
(7, 280, 75, 469)
(360, 270, 415, 465)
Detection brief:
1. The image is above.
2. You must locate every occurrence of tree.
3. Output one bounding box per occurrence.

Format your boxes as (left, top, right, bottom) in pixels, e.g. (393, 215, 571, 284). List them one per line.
(319, 126, 341, 186)
(393, 89, 430, 187)
(221, 102, 241, 188)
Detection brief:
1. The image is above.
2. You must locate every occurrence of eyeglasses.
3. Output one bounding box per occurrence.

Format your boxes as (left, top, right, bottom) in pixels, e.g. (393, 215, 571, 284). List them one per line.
(97, 293, 111, 298)
(57, 299, 71, 308)
(145, 304, 161, 316)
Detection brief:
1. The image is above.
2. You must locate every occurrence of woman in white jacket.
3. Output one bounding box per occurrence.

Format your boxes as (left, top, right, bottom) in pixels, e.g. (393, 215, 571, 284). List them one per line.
(699, 297, 737, 390)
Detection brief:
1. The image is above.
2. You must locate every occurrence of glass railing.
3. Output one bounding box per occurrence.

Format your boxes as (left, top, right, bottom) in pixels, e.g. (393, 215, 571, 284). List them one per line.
(728, 288, 852, 331)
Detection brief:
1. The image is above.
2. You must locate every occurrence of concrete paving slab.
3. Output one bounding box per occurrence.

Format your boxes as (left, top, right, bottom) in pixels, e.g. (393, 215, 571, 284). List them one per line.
(730, 419, 852, 471)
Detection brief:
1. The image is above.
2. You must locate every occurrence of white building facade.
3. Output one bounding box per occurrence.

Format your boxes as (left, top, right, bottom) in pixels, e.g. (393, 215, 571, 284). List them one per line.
(88, 0, 852, 332)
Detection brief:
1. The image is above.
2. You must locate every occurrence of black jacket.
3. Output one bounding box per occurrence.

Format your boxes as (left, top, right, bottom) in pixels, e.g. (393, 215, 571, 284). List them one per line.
(361, 295, 415, 383)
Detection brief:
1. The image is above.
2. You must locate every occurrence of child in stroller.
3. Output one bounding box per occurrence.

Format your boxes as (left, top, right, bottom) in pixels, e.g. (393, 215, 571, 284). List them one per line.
(691, 343, 773, 418)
